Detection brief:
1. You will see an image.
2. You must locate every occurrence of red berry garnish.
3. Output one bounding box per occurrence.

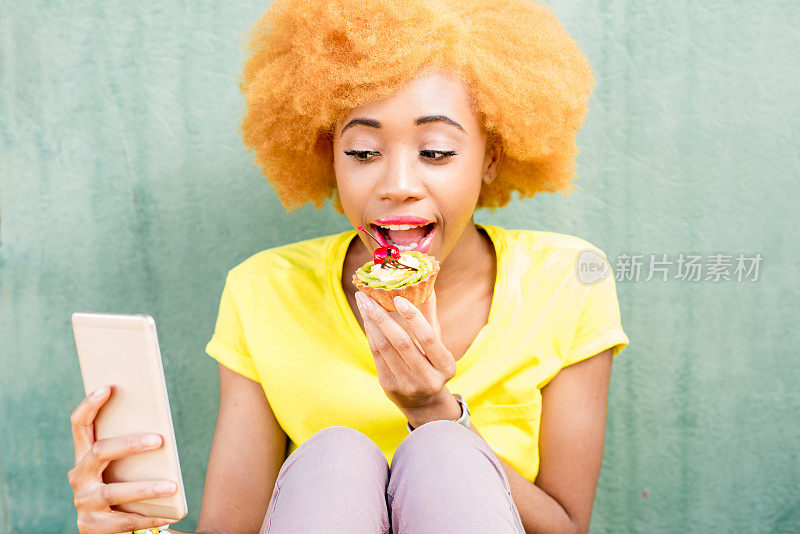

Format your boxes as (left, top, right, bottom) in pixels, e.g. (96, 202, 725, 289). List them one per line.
(358, 225, 390, 265)
(385, 244, 400, 260)
(355, 225, 417, 271)
(373, 247, 388, 264)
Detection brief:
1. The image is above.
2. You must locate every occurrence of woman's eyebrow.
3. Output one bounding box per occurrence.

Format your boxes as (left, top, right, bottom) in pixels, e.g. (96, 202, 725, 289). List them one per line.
(340, 115, 465, 135)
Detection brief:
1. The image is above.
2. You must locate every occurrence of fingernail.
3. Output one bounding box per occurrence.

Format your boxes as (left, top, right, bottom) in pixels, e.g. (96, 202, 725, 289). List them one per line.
(141, 434, 161, 447)
(355, 292, 367, 313)
(393, 296, 410, 313)
(362, 294, 377, 312)
(91, 385, 108, 398)
(154, 481, 176, 494)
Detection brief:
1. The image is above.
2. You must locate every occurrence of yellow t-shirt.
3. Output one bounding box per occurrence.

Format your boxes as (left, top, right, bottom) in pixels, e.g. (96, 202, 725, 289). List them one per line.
(205, 223, 629, 483)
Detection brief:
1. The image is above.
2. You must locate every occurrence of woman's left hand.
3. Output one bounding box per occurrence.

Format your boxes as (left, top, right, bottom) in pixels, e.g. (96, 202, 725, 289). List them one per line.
(355, 289, 457, 414)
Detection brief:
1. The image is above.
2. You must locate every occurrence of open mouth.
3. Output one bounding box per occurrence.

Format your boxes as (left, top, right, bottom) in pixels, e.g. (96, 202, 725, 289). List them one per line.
(371, 222, 436, 253)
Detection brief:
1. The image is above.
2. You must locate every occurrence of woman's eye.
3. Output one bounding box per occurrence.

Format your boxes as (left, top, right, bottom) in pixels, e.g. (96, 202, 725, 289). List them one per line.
(343, 149, 378, 162)
(421, 150, 457, 162)
(343, 149, 457, 163)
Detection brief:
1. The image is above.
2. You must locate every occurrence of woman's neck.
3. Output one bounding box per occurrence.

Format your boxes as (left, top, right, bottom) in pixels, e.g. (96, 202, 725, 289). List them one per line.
(434, 220, 495, 297)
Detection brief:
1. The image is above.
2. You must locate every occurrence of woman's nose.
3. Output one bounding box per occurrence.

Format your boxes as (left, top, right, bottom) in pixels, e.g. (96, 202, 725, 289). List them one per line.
(375, 157, 426, 202)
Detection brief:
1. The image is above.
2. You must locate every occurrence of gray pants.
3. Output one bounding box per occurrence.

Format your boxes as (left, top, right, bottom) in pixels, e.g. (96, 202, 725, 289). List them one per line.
(259, 419, 526, 534)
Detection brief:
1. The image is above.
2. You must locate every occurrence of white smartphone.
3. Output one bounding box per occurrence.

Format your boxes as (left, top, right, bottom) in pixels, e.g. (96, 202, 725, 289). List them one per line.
(71, 312, 188, 522)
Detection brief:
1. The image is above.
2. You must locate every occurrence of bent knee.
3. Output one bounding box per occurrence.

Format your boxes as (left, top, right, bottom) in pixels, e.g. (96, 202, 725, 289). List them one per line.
(393, 420, 484, 465)
(303, 426, 387, 466)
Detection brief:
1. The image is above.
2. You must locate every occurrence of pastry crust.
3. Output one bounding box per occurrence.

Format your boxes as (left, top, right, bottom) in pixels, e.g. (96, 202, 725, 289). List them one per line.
(352, 255, 440, 312)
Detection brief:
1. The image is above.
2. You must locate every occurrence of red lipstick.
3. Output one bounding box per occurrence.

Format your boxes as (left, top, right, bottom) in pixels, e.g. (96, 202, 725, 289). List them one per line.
(373, 216, 433, 226)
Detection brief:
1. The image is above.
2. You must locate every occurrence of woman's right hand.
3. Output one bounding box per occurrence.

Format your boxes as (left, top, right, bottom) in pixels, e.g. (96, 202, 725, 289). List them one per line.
(68, 384, 178, 534)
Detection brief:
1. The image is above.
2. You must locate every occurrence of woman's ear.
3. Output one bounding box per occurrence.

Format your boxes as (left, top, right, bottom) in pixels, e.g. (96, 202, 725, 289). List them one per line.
(482, 136, 503, 185)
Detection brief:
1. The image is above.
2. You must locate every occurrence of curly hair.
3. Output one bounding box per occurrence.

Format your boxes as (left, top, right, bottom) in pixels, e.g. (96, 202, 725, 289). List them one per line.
(238, 0, 595, 214)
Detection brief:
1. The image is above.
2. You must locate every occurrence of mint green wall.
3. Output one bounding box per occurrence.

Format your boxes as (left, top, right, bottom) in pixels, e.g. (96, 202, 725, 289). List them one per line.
(1, 1, 798, 532)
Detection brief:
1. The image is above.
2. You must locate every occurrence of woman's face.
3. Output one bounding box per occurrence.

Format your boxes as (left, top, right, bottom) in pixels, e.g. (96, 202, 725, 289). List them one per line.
(333, 68, 501, 264)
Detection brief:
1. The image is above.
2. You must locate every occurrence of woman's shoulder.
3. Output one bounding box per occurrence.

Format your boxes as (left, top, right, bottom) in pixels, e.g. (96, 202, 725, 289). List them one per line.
(488, 224, 609, 257)
(225, 229, 351, 284)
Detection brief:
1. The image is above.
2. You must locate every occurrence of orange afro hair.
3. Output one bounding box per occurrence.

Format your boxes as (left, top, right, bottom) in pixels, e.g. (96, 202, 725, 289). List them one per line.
(238, 0, 595, 214)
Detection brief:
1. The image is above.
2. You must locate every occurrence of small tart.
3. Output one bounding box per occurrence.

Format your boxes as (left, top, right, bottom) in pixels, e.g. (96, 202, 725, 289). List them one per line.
(352, 250, 440, 312)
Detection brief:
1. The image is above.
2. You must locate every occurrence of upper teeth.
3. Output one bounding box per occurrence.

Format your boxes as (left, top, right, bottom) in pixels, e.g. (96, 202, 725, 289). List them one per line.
(377, 224, 425, 230)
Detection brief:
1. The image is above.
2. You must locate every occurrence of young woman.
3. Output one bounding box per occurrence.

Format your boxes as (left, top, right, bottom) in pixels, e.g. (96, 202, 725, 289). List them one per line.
(68, 1, 629, 533)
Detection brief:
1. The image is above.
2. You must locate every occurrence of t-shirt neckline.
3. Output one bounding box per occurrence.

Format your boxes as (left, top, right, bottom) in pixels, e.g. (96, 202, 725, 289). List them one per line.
(326, 222, 508, 375)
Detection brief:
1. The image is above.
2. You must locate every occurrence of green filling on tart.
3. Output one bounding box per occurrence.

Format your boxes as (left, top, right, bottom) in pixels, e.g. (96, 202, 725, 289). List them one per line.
(356, 250, 432, 289)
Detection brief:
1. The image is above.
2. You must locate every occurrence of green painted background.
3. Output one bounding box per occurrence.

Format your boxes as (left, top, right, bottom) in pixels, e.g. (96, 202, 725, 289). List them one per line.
(2, 1, 798, 532)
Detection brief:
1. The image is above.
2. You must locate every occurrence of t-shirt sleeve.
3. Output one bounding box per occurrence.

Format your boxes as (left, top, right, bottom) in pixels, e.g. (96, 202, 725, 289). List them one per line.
(205, 272, 260, 383)
(563, 269, 630, 368)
